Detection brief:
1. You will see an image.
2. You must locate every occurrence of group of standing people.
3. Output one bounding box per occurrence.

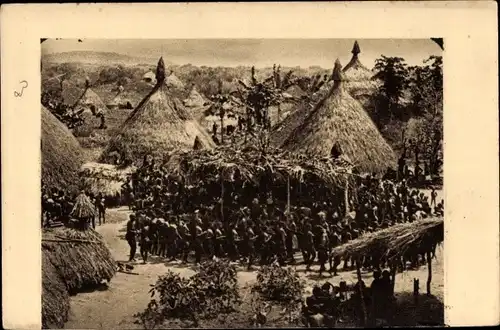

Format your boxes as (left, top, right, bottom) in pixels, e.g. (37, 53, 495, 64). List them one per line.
(122, 159, 444, 274)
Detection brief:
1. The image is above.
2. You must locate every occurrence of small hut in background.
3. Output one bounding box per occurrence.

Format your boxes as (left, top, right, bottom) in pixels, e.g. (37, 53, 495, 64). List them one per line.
(100, 57, 215, 165)
(73, 85, 108, 116)
(42, 105, 84, 194)
(280, 59, 397, 175)
(183, 85, 207, 108)
(142, 70, 156, 84)
(343, 40, 381, 100)
(166, 71, 185, 89)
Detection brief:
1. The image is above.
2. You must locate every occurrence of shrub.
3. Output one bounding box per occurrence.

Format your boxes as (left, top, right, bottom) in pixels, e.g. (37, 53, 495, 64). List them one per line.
(134, 258, 240, 329)
(252, 262, 304, 305)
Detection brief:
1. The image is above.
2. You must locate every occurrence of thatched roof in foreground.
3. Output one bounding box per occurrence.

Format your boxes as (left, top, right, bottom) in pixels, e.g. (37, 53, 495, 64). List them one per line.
(280, 59, 397, 175)
(100, 57, 215, 165)
(42, 106, 84, 193)
(42, 251, 70, 329)
(164, 145, 354, 190)
(331, 217, 444, 262)
(42, 228, 116, 328)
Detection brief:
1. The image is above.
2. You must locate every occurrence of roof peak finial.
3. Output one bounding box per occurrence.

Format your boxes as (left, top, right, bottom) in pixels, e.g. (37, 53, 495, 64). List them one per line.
(352, 40, 361, 56)
(332, 59, 344, 81)
(156, 57, 166, 84)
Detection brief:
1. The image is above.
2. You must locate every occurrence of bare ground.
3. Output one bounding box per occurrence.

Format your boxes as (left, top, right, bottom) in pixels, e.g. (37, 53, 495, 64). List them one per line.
(65, 207, 444, 329)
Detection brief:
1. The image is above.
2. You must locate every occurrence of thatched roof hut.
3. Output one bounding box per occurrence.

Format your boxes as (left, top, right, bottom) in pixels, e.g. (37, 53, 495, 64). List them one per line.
(107, 93, 133, 110)
(73, 86, 108, 115)
(71, 192, 96, 218)
(142, 70, 156, 84)
(330, 217, 443, 262)
(342, 41, 381, 98)
(280, 59, 397, 174)
(342, 41, 374, 82)
(166, 72, 185, 89)
(100, 57, 215, 165)
(183, 86, 206, 108)
(42, 227, 116, 328)
(42, 105, 84, 193)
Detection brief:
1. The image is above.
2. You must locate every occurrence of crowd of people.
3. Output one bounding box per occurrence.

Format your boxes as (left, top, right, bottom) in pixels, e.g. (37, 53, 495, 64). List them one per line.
(122, 158, 444, 276)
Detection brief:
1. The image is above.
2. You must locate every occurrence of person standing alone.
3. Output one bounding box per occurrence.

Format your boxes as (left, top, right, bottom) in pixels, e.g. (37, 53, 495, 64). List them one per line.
(126, 214, 138, 262)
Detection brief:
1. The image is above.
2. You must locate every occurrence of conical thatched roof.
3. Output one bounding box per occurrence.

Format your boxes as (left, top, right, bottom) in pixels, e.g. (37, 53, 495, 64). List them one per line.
(342, 40, 374, 82)
(41, 106, 84, 193)
(101, 58, 215, 165)
(280, 59, 397, 174)
(166, 72, 185, 89)
(73, 87, 108, 115)
(183, 86, 206, 108)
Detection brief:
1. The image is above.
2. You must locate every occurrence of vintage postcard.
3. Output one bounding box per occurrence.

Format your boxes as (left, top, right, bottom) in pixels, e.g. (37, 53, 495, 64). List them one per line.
(1, 2, 498, 329)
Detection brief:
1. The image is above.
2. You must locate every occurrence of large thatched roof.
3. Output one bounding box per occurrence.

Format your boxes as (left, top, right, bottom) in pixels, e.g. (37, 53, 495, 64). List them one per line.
(280, 59, 397, 174)
(41, 106, 84, 193)
(100, 58, 215, 165)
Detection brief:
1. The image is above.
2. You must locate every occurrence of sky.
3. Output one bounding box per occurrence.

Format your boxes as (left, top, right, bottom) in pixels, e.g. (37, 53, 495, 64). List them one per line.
(42, 39, 442, 69)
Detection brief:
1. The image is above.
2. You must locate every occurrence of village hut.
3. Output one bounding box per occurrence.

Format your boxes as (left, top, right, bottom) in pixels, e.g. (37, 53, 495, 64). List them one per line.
(42, 105, 84, 194)
(183, 86, 207, 108)
(166, 72, 185, 89)
(279, 59, 397, 175)
(142, 70, 156, 84)
(343, 40, 381, 99)
(107, 93, 133, 110)
(42, 227, 116, 328)
(73, 85, 108, 116)
(100, 57, 215, 165)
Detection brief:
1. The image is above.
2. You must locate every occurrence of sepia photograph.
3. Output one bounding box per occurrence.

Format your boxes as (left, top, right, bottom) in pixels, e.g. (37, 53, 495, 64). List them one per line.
(40, 38, 445, 329)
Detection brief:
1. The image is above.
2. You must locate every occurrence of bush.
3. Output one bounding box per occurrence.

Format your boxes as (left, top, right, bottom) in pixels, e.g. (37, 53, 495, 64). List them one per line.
(252, 262, 304, 305)
(134, 258, 241, 329)
(72, 125, 94, 138)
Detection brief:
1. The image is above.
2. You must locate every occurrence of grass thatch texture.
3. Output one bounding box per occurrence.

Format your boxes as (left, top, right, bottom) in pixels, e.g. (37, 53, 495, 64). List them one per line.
(42, 227, 116, 293)
(73, 87, 108, 115)
(79, 162, 135, 197)
(71, 193, 96, 218)
(101, 76, 215, 165)
(281, 81, 397, 175)
(42, 251, 70, 329)
(330, 217, 444, 262)
(41, 106, 84, 193)
(164, 145, 353, 191)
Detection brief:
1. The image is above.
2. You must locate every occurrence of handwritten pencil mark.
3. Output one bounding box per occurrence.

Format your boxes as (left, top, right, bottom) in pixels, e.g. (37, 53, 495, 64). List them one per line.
(14, 80, 28, 97)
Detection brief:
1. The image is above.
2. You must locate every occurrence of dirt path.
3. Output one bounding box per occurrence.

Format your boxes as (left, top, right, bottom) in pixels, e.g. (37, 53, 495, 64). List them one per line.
(66, 207, 443, 329)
